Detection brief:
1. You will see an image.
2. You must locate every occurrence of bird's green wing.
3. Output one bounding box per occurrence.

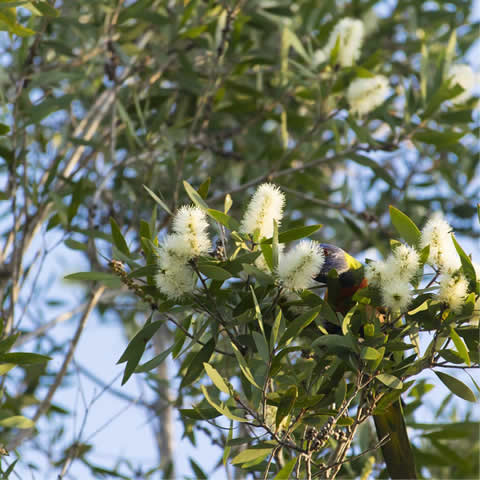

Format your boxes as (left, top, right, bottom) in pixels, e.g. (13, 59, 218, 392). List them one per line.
(373, 399, 417, 479)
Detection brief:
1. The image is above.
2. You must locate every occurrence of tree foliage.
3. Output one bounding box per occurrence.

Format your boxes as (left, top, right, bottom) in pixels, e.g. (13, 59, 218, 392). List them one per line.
(0, 1, 478, 479)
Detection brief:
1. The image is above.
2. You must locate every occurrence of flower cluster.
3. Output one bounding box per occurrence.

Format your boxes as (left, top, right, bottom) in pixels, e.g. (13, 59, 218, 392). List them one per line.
(240, 183, 285, 239)
(448, 64, 475, 105)
(277, 240, 325, 291)
(347, 75, 390, 115)
(367, 212, 475, 314)
(366, 243, 420, 312)
(155, 206, 211, 299)
(419, 212, 469, 313)
(323, 18, 365, 67)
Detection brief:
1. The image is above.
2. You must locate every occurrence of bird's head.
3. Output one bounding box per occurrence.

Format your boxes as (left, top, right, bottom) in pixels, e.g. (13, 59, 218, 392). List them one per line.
(316, 243, 365, 289)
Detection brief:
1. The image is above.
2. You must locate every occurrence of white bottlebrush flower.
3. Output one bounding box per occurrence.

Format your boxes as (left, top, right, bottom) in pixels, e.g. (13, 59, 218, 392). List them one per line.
(438, 274, 469, 313)
(347, 75, 389, 115)
(365, 261, 386, 287)
(155, 263, 197, 299)
(323, 18, 365, 67)
(448, 64, 475, 105)
(420, 212, 461, 273)
(172, 205, 211, 257)
(390, 244, 420, 280)
(277, 240, 325, 290)
(159, 233, 194, 265)
(240, 183, 285, 240)
(381, 281, 412, 312)
(312, 49, 327, 67)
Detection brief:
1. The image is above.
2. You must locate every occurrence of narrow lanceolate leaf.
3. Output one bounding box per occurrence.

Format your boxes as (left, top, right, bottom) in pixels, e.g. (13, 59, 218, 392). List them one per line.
(377, 373, 403, 389)
(143, 185, 173, 215)
(0, 352, 51, 365)
(197, 264, 232, 281)
(451, 235, 476, 285)
(135, 346, 173, 373)
(435, 371, 476, 402)
(180, 339, 216, 389)
(389, 206, 421, 246)
(117, 319, 163, 384)
(273, 458, 297, 480)
(204, 363, 230, 394)
(183, 180, 209, 210)
(206, 209, 240, 231)
(0, 415, 35, 429)
(231, 448, 273, 465)
(64, 272, 119, 282)
(449, 327, 470, 366)
(252, 331, 270, 364)
(276, 385, 297, 429)
(110, 217, 130, 257)
(231, 342, 261, 389)
(261, 224, 322, 244)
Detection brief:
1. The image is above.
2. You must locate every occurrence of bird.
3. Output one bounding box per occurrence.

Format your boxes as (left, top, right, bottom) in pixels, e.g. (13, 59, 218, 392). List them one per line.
(315, 243, 418, 480)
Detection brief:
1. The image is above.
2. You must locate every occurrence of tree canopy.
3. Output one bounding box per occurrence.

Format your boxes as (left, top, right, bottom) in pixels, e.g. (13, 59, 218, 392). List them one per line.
(0, 1, 478, 479)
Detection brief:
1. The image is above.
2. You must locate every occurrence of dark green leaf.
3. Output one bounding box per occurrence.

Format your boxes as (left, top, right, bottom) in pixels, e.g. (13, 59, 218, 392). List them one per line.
(434, 371, 476, 402)
(0, 352, 51, 365)
(389, 206, 421, 246)
(276, 385, 297, 429)
(180, 339, 215, 388)
(110, 217, 130, 257)
(262, 224, 322, 244)
(206, 209, 240, 231)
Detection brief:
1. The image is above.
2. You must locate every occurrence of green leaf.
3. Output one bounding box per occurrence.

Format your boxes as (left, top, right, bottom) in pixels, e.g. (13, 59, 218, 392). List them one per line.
(231, 342, 261, 389)
(201, 385, 246, 422)
(273, 458, 297, 480)
(361, 346, 381, 360)
(0, 333, 19, 354)
(117, 320, 163, 384)
(127, 265, 158, 279)
(204, 363, 230, 394)
(434, 371, 476, 402)
(198, 177, 211, 199)
(280, 309, 319, 346)
(135, 346, 173, 373)
(282, 27, 309, 61)
(389, 206, 421, 246)
(231, 448, 273, 465)
(0, 123, 10, 135)
(0, 364, 16, 375)
(252, 331, 270, 364)
(197, 264, 231, 281)
(180, 339, 215, 388)
(180, 406, 222, 420)
(0, 352, 51, 365)
(183, 181, 209, 210)
(206, 209, 240, 231)
(276, 385, 297, 429)
(413, 129, 465, 148)
(110, 217, 130, 257)
(34, 1, 60, 17)
(189, 458, 207, 479)
(64, 239, 88, 251)
(0, 415, 34, 429)
(451, 235, 476, 285)
(261, 224, 322, 244)
(377, 373, 403, 389)
(449, 327, 470, 366)
(64, 271, 119, 282)
(143, 185, 172, 215)
(242, 263, 274, 286)
(260, 243, 274, 271)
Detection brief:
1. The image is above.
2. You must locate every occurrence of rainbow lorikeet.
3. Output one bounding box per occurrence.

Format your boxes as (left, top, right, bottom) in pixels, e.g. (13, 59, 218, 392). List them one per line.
(315, 244, 417, 480)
